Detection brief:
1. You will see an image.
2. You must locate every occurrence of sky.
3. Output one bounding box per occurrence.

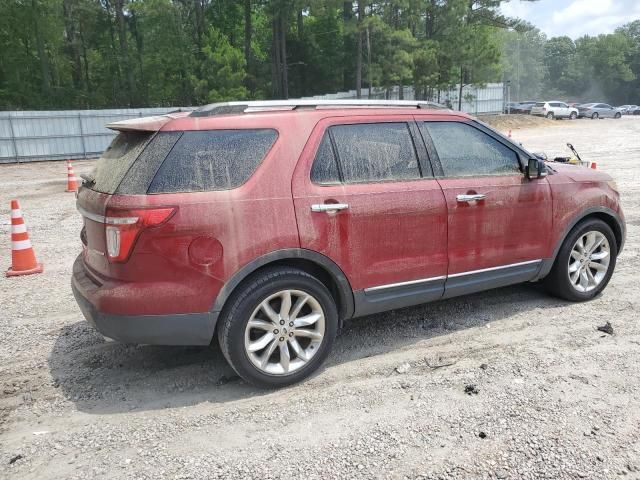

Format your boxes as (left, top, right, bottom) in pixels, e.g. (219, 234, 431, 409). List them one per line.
(500, 0, 640, 39)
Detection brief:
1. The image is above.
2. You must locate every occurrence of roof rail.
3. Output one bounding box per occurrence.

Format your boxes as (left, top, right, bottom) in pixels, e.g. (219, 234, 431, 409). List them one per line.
(189, 99, 448, 117)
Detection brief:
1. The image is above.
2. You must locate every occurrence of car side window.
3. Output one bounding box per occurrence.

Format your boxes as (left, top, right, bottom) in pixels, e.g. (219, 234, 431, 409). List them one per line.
(329, 122, 422, 183)
(310, 133, 341, 185)
(550, 102, 560, 107)
(420, 122, 520, 177)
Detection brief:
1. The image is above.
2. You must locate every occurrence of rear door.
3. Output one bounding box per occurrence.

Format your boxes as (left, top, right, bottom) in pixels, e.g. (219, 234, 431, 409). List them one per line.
(292, 116, 448, 316)
(418, 120, 552, 298)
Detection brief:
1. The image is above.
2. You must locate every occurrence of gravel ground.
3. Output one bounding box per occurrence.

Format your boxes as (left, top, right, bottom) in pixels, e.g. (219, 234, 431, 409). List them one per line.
(1, 117, 640, 480)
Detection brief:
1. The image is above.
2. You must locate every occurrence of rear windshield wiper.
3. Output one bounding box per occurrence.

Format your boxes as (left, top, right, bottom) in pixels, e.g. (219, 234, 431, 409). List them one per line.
(80, 173, 95, 186)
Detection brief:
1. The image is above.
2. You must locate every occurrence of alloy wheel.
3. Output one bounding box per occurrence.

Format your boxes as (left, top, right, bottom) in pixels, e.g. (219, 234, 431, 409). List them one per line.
(568, 231, 610, 293)
(244, 289, 325, 375)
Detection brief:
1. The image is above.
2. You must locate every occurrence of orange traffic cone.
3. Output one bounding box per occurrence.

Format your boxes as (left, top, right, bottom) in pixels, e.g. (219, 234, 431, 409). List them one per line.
(6, 200, 43, 277)
(66, 160, 79, 192)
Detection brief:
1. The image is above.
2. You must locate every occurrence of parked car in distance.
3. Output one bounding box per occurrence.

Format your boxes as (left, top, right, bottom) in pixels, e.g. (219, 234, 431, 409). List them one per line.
(631, 106, 640, 115)
(504, 102, 519, 113)
(617, 105, 638, 114)
(512, 101, 537, 114)
(577, 103, 622, 119)
(530, 101, 579, 119)
(71, 99, 626, 388)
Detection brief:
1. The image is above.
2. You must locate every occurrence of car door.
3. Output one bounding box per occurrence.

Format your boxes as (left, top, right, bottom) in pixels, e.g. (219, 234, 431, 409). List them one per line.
(558, 102, 571, 117)
(602, 104, 615, 118)
(292, 116, 448, 317)
(417, 120, 553, 299)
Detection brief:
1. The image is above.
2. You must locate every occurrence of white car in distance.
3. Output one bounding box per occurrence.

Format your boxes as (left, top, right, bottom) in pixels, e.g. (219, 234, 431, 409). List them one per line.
(530, 101, 578, 120)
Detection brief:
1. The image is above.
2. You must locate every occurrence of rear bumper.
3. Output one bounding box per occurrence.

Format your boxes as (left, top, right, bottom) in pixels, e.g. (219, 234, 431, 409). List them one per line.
(71, 255, 218, 345)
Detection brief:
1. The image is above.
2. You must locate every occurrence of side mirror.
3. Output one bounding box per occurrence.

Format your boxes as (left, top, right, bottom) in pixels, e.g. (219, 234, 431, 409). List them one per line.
(526, 157, 547, 179)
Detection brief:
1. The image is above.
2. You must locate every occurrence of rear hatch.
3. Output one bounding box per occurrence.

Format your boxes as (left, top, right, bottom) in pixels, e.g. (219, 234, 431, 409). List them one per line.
(77, 115, 183, 278)
(77, 113, 278, 279)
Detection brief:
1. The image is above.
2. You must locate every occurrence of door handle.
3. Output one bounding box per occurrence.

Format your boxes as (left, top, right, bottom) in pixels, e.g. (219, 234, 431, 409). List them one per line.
(311, 203, 349, 213)
(456, 194, 486, 203)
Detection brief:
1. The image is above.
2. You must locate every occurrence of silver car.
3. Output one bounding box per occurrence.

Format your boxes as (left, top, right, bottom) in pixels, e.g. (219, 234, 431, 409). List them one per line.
(618, 105, 638, 115)
(577, 103, 622, 119)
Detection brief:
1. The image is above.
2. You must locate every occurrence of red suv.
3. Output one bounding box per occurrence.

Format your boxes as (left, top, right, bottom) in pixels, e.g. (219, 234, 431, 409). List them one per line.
(72, 100, 625, 387)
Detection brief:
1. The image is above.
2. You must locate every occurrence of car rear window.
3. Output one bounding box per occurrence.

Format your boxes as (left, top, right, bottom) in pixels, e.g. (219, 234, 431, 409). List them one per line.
(91, 132, 154, 194)
(148, 129, 277, 193)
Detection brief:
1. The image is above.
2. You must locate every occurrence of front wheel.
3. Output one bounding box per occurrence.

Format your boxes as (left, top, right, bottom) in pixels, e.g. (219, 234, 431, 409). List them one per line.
(543, 219, 617, 302)
(570, 112, 577, 120)
(615, 112, 622, 119)
(592, 112, 599, 119)
(217, 267, 338, 388)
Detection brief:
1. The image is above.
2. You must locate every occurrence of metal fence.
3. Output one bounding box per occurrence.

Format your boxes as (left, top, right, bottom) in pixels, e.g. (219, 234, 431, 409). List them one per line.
(0, 108, 175, 164)
(302, 83, 505, 116)
(0, 83, 504, 164)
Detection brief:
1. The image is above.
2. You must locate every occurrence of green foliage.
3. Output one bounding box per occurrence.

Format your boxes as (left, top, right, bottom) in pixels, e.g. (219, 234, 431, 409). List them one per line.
(194, 27, 248, 103)
(1, 0, 638, 109)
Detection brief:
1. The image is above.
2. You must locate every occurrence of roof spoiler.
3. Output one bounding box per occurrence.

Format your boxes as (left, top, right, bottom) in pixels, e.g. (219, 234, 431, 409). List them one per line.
(106, 112, 188, 132)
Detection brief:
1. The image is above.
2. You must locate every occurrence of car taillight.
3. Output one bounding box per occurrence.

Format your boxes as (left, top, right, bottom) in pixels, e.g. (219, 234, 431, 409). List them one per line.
(104, 207, 176, 262)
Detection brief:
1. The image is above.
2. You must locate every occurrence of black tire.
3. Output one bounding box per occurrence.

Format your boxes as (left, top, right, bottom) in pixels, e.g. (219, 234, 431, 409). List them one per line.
(217, 267, 338, 388)
(546, 112, 554, 119)
(570, 112, 577, 120)
(592, 112, 599, 119)
(615, 112, 622, 119)
(543, 219, 617, 302)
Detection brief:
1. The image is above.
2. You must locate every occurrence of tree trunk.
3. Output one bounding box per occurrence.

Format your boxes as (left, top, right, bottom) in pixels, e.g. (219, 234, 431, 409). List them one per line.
(194, 0, 205, 51)
(79, 19, 91, 102)
(279, 14, 288, 99)
(366, 25, 372, 98)
(458, 66, 464, 111)
(356, 1, 364, 98)
(62, 0, 83, 91)
(115, 0, 136, 106)
(130, 11, 146, 104)
(342, 2, 352, 91)
(271, 18, 281, 97)
(426, 0, 436, 39)
(244, 0, 251, 67)
(32, 0, 51, 96)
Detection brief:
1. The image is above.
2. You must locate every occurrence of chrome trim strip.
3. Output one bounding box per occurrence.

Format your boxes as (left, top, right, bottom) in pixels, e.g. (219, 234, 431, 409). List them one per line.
(447, 260, 542, 279)
(364, 275, 446, 293)
(77, 205, 106, 224)
(364, 259, 542, 293)
(76, 205, 138, 225)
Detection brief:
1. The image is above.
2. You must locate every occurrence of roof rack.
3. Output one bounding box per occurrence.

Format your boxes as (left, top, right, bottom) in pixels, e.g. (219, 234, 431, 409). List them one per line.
(189, 99, 448, 117)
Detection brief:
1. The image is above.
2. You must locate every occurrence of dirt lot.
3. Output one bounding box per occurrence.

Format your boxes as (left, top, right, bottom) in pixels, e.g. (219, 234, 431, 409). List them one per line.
(1, 117, 640, 480)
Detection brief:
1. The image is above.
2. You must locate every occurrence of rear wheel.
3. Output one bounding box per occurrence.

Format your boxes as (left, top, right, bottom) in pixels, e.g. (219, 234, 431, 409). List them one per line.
(217, 267, 338, 388)
(543, 219, 617, 302)
(546, 112, 554, 119)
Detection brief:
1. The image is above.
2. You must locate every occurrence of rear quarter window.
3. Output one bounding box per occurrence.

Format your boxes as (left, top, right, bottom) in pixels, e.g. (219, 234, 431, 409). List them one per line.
(92, 132, 153, 194)
(148, 129, 278, 193)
